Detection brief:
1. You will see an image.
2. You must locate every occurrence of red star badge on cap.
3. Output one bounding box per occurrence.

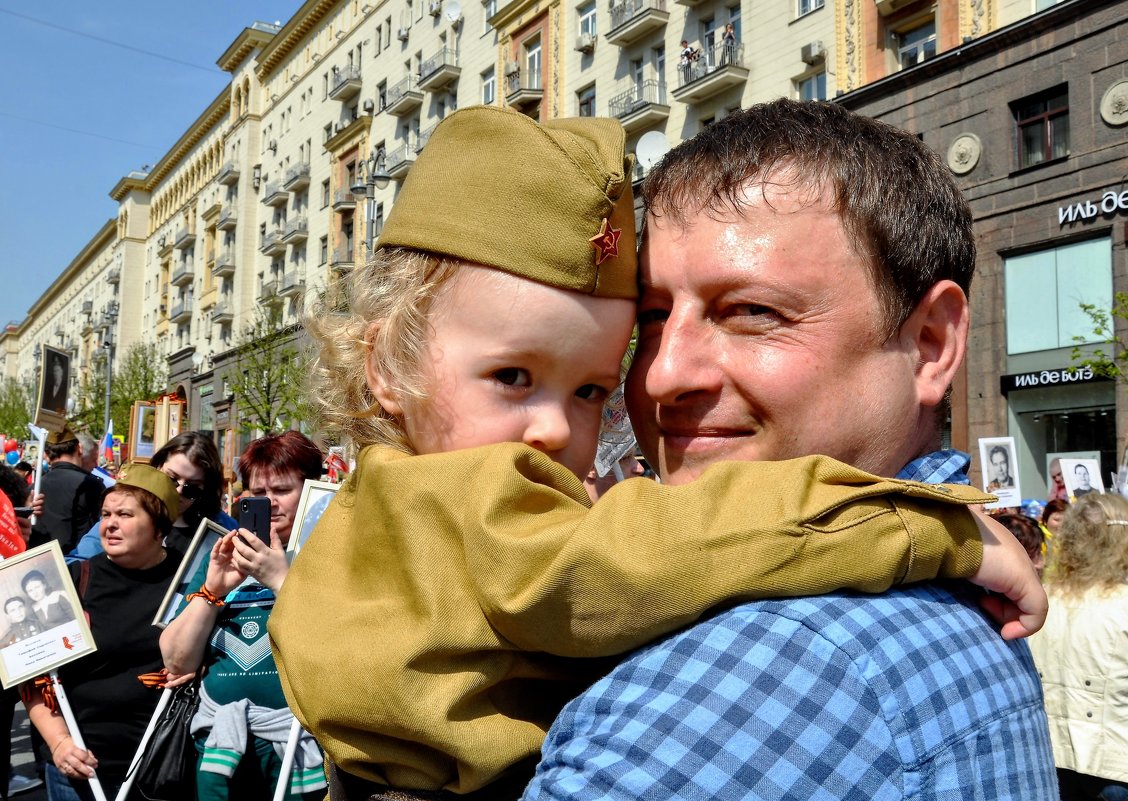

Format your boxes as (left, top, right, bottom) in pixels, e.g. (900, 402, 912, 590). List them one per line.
(589, 218, 622, 266)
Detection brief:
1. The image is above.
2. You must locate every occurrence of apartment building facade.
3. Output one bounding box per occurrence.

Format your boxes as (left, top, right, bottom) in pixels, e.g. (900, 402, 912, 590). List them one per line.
(0, 0, 1067, 468)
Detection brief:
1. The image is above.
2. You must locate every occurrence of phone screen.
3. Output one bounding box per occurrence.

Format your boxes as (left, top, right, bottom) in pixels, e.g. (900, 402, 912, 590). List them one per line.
(237, 497, 272, 545)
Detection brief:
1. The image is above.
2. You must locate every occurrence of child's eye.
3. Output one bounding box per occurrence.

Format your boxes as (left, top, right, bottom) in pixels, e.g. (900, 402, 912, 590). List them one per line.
(493, 368, 532, 387)
(575, 384, 610, 402)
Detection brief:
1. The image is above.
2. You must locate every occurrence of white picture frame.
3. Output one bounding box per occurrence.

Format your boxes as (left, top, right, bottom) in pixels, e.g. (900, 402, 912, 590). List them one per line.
(1060, 457, 1104, 501)
(977, 436, 1021, 510)
(288, 480, 340, 555)
(152, 518, 229, 629)
(0, 542, 97, 688)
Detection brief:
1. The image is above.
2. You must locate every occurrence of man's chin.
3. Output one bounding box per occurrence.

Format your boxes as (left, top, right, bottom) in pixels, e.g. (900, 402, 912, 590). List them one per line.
(655, 434, 755, 484)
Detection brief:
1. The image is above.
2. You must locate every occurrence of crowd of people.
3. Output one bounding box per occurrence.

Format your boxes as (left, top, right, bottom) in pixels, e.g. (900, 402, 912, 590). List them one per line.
(2, 98, 1123, 801)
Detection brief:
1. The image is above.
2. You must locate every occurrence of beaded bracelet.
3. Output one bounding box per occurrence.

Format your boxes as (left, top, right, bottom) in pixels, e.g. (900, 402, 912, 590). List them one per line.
(186, 585, 225, 608)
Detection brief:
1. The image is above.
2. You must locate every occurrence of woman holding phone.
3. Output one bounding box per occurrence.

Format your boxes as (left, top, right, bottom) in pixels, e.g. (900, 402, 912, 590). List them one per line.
(159, 431, 324, 801)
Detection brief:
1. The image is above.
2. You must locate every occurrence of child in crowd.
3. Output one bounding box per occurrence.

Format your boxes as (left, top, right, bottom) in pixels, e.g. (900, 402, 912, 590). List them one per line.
(269, 107, 1040, 800)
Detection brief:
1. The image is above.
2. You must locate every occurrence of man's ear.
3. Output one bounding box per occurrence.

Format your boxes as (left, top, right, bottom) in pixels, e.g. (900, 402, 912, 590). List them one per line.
(363, 323, 403, 417)
(900, 279, 969, 409)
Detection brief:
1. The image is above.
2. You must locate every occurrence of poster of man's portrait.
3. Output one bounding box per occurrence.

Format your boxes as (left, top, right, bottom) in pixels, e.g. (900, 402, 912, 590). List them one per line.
(977, 436, 1021, 510)
(129, 401, 157, 462)
(34, 346, 70, 433)
(288, 480, 340, 556)
(1060, 458, 1105, 501)
(0, 542, 96, 689)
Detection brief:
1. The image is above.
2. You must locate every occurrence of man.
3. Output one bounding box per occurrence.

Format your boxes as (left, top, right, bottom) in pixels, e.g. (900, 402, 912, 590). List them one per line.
(988, 444, 1015, 490)
(41, 357, 67, 415)
(1, 598, 42, 646)
(524, 100, 1057, 799)
(29, 427, 104, 553)
(1072, 463, 1094, 497)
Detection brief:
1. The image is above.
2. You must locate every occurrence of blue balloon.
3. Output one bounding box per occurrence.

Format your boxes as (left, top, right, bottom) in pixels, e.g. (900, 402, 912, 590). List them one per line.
(5, 451, 18, 465)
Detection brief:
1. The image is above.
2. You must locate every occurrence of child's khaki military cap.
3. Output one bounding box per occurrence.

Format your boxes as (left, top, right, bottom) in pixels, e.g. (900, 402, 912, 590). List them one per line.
(377, 106, 638, 299)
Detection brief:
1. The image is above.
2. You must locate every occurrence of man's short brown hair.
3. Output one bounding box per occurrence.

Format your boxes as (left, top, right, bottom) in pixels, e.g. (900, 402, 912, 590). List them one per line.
(641, 99, 976, 335)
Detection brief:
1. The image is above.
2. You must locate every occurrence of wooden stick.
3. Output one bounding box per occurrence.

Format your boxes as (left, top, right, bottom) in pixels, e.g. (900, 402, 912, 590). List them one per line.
(50, 670, 108, 801)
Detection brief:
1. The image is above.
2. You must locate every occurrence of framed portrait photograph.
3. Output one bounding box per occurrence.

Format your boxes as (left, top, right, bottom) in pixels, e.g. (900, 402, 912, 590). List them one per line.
(129, 401, 157, 463)
(288, 480, 340, 555)
(0, 542, 96, 689)
(1060, 457, 1105, 501)
(152, 518, 229, 629)
(34, 345, 71, 433)
(977, 436, 1021, 510)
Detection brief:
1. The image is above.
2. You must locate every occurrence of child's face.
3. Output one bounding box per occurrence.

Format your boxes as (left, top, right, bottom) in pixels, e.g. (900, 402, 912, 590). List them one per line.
(372, 264, 635, 478)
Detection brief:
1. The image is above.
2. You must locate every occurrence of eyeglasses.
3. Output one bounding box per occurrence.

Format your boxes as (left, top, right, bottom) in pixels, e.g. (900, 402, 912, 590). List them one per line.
(164, 473, 205, 501)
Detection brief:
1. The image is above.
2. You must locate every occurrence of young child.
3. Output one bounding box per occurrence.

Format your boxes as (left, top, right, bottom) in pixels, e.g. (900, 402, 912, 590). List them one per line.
(269, 107, 1036, 800)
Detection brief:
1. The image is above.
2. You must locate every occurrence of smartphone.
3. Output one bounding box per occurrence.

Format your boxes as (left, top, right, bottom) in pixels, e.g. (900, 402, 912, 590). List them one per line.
(237, 497, 272, 545)
(13, 507, 32, 519)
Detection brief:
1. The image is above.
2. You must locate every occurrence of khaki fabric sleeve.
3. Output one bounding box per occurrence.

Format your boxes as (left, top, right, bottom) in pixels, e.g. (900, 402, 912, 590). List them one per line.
(441, 445, 989, 656)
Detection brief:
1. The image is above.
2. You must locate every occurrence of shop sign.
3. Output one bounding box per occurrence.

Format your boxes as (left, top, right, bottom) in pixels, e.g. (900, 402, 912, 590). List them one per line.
(999, 365, 1107, 395)
(1058, 189, 1128, 226)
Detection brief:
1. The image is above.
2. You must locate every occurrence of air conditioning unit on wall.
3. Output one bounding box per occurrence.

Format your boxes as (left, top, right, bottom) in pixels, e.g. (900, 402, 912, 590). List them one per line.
(800, 40, 825, 65)
(504, 60, 520, 76)
(575, 32, 595, 53)
(429, 0, 443, 16)
(397, 26, 410, 41)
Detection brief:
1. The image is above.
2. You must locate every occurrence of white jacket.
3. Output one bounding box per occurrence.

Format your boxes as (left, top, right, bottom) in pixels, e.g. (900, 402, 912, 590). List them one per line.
(1028, 583, 1128, 782)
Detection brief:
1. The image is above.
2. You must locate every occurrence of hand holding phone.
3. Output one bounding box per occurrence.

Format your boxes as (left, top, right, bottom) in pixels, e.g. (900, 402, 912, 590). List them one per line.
(237, 497, 272, 546)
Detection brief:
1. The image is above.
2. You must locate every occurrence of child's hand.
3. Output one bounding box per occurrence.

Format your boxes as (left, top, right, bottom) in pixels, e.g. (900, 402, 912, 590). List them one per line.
(231, 529, 289, 593)
(968, 507, 1047, 639)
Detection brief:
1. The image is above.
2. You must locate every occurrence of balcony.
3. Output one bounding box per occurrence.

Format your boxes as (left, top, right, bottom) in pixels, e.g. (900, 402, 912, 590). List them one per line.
(260, 228, 286, 256)
(505, 68, 543, 110)
(283, 216, 309, 244)
(171, 263, 195, 287)
(385, 76, 424, 116)
(217, 161, 240, 186)
(386, 141, 417, 180)
(418, 47, 461, 92)
(283, 162, 311, 192)
(605, 0, 669, 47)
(416, 123, 438, 153)
(330, 248, 354, 273)
(217, 207, 237, 231)
(213, 250, 236, 278)
(332, 188, 356, 212)
(329, 65, 363, 101)
(106, 267, 120, 285)
(671, 42, 749, 104)
(211, 302, 234, 324)
(262, 182, 289, 207)
(279, 271, 306, 298)
(169, 298, 193, 324)
(174, 228, 196, 250)
(158, 236, 173, 257)
(259, 279, 282, 305)
(609, 79, 670, 133)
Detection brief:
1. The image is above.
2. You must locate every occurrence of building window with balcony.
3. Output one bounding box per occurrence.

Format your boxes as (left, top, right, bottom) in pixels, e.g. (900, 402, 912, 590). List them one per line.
(1005, 237, 1110, 355)
(727, 5, 741, 40)
(1013, 85, 1069, 169)
(482, 67, 496, 104)
(578, 84, 596, 117)
(578, 2, 597, 38)
(483, 0, 497, 33)
(525, 38, 542, 90)
(797, 0, 823, 16)
(895, 19, 936, 69)
(798, 71, 826, 101)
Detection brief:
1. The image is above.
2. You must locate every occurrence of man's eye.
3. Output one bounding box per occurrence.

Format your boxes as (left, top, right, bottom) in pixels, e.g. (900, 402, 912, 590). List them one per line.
(494, 368, 532, 387)
(575, 384, 610, 402)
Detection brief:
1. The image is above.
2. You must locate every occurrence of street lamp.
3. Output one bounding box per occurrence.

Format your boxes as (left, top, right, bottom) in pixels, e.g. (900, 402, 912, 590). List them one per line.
(100, 301, 119, 438)
(350, 146, 391, 254)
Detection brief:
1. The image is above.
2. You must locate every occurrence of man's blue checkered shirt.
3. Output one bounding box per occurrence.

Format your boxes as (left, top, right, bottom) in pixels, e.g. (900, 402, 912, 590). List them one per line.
(523, 451, 1058, 800)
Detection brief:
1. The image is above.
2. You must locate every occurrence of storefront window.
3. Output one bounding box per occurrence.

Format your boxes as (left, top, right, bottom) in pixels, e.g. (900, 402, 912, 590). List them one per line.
(1004, 236, 1111, 355)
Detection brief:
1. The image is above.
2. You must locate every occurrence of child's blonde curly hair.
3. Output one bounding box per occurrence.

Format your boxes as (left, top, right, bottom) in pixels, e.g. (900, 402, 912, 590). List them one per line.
(304, 247, 459, 453)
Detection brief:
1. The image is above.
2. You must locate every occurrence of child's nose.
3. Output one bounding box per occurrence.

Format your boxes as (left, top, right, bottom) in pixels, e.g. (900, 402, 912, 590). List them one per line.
(523, 405, 571, 454)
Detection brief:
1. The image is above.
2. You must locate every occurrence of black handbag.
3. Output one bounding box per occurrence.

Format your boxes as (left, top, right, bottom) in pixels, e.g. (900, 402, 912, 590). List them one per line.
(131, 676, 200, 801)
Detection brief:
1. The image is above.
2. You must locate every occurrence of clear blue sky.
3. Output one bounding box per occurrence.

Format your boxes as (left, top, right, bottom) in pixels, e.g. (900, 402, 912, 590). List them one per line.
(0, 1, 302, 327)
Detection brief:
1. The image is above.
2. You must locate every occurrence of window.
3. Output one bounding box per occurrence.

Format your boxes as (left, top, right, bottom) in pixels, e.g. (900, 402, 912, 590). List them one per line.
(896, 19, 936, 69)
(482, 67, 496, 104)
(797, 0, 823, 15)
(578, 84, 596, 117)
(320, 236, 329, 264)
(798, 71, 826, 101)
(321, 179, 331, 208)
(375, 203, 384, 237)
(578, 2, 597, 38)
(1005, 237, 1111, 355)
(378, 80, 387, 110)
(727, 6, 741, 41)
(1013, 86, 1069, 169)
(483, 0, 497, 33)
(376, 24, 383, 54)
(526, 39, 542, 89)
(653, 45, 665, 83)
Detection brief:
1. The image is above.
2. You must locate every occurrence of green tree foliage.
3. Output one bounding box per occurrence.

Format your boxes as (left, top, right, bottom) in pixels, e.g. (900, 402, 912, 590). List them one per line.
(225, 308, 310, 435)
(0, 378, 33, 440)
(1071, 293, 1128, 382)
(73, 342, 168, 436)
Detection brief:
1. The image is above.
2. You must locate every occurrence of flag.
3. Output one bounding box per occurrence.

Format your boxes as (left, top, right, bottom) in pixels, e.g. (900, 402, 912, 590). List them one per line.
(100, 421, 114, 464)
(0, 491, 26, 559)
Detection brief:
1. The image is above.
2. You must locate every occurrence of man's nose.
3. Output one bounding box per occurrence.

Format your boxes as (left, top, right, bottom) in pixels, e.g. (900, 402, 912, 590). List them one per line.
(643, 311, 723, 405)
